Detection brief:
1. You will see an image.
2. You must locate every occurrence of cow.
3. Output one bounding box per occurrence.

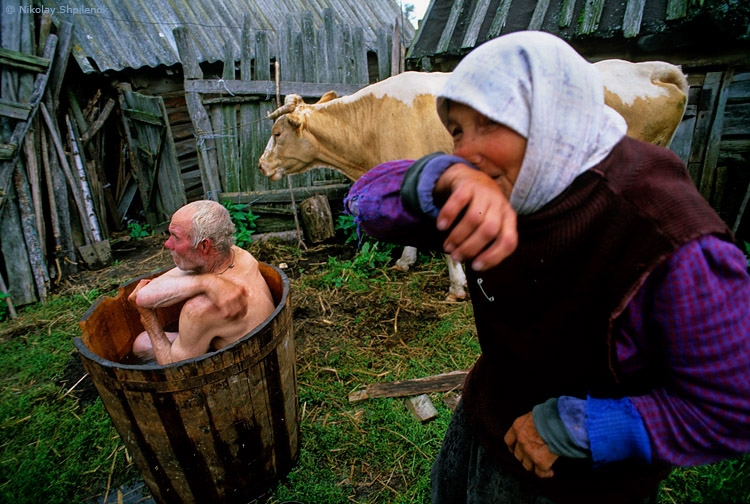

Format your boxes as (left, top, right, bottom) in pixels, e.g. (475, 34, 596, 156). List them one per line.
(259, 63, 688, 301)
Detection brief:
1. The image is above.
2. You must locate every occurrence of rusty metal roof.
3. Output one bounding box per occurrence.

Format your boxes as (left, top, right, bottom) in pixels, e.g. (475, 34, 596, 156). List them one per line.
(45, 0, 414, 74)
(407, 0, 750, 61)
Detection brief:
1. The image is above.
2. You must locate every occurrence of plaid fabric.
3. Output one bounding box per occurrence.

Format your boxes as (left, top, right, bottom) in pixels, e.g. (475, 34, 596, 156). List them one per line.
(617, 234, 750, 465)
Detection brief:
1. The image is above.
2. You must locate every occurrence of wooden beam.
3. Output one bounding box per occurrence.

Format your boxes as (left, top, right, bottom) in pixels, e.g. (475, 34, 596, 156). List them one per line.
(559, 0, 577, 28)
(488, 0, 514, 38)
(0, 47, 49, 73)
(579, 0, 606, 34)
(528, 0, 552, 31)
(462, 0, 492, 49)
(348, 370, 469, 402)
(700, 68, 734, 206)
(437, 0, 465, 54)
(185, 78, 367, 99)
(623, 0, 647, 38)
(666, 0, 689, 21)
(0, 99, 33, 120)
(122, 107, 164, 127)
(220, 183, 351, 205)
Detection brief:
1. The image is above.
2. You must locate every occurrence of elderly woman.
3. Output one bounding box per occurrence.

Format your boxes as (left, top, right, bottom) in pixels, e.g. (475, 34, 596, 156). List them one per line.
(345, 31, 750, 504)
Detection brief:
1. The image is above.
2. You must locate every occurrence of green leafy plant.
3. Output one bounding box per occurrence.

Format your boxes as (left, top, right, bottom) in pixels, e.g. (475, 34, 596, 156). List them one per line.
(744, 242, 750, 268)
(127, 221, 151, 239)
(222, 200, 259, 249)
(336, 213, 359, 244)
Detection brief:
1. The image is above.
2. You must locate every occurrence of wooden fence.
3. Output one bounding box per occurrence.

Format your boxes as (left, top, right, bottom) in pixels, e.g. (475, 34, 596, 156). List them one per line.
(671, 68, 750, 238)
(174, 9, 403, 232)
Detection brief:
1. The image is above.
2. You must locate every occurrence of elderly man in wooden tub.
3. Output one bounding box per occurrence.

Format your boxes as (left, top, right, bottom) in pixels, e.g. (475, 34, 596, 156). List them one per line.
(128, 200, 275, 365)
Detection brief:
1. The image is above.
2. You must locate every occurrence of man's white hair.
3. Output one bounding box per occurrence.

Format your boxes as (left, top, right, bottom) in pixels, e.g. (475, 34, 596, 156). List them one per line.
(183, 200, 235, 254)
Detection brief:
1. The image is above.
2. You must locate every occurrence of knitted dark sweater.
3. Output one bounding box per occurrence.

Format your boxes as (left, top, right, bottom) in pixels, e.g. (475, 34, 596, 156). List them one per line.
(461, 137, 732, 503)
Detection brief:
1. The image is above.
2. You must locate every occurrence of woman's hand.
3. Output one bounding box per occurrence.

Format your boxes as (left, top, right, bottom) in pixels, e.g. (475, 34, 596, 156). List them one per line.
(504, 411, 559, 479)
(435, 163, 518, 271)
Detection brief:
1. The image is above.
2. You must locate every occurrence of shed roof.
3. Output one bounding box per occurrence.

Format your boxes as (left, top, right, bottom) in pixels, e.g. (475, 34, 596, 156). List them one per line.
(407, 0, 750, 62)
(46, 0, 413, 74)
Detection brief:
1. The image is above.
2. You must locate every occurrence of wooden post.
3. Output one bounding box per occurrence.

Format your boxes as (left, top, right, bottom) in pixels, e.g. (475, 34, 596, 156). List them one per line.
(300, 195, 334, 243)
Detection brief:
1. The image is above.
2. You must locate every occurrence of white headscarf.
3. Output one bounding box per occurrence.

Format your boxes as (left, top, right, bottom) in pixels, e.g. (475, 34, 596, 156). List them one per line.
(436, 31, 627, 215)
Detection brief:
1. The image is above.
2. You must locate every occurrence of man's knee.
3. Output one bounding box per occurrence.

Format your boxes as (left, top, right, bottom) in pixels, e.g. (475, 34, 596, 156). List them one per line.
(132, 331, 152, 356)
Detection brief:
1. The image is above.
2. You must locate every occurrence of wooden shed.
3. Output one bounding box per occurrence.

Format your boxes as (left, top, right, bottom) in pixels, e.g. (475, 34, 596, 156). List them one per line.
(407, 0, 750, 243)
(0, 0, 413, 310)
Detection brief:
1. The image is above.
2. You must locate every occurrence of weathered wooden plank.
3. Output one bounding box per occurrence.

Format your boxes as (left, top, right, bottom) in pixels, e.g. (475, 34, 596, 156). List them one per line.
(240, 15, 253, 82)
(174, 27, 221, 200)
(700, 69, 734, 206)
(462, 0, 492, 48)
(122, 107, 164, 127)
(0, 99, 32, 120)
(376, 28, 391, 81)
(216, 41, 240, 193)
(488, 0, 514, 37)
(301, 11, 317, 83)
(220, 183, 351, 205)
(722, 101, 750, 136)
(559, 0, 578, 28)
(14, 163, 48, 302)
(579, 0, 605, 34)
(734, 175, 750, 234)
(0, 47, 49, 73)
(437, 0, 465, 53)
(623, 0, 647, 38)
(352, 27, 368, 84)
(0, 180, 36, 305)
(666, 0, 688, 21)
(688, 72, 721, 186)
(727, 72, 750, 99)
(0, 35, 57, 211)
(45, 21, 71, 111)
(185, 79, 366, 101)
(173, 27, 203, 80)
(348, 370, 469, 402)
(324, 8, 338, 83)
(669, 104, 697, 164)
(528, 0, 551, 31)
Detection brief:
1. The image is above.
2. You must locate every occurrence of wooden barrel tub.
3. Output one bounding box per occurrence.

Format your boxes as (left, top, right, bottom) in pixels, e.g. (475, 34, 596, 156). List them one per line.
(75, 263, 299, 504)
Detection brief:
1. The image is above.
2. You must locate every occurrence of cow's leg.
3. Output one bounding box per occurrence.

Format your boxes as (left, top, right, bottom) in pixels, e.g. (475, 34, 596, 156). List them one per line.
(444, 255, 467, 302)
(394, 246, 418, 271)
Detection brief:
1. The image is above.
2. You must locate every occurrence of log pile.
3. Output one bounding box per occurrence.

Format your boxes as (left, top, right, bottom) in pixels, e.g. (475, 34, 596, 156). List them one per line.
(0, 13, 115, 314)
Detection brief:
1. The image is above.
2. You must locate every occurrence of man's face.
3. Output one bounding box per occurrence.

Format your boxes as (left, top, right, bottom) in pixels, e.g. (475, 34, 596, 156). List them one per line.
(164, 209, 204, 271)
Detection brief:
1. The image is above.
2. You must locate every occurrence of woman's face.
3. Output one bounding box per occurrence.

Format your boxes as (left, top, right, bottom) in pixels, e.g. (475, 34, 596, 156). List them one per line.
(446, 101, 527, 199)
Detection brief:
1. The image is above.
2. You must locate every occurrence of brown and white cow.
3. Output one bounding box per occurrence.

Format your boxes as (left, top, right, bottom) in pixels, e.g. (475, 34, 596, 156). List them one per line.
(259, 63, 688, 300)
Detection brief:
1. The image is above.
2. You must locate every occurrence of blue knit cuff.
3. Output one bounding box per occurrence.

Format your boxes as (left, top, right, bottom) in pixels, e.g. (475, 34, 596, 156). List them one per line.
(585, 396, 652, 467)
(416, 155, 476, 218)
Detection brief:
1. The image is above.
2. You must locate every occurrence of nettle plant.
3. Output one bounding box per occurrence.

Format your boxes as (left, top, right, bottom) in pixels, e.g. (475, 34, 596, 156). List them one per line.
(222, 200, 259, 249)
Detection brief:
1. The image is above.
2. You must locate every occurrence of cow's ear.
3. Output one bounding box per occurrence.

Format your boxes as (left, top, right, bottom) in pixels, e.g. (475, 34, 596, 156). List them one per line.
(317, 91, 337, 104)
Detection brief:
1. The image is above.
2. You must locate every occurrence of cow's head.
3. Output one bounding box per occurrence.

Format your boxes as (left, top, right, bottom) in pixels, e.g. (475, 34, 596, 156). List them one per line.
(258, 92, 338, 181)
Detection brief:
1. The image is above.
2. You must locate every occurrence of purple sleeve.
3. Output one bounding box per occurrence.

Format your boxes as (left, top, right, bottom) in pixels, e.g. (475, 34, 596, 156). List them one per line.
(344, 160, 445, 250)
(620, 235, 750, 466)
(557, 235, 750, 467)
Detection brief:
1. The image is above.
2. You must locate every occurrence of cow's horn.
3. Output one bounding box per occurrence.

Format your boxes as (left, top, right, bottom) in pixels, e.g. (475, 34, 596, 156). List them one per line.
(266, 103, 295, 120)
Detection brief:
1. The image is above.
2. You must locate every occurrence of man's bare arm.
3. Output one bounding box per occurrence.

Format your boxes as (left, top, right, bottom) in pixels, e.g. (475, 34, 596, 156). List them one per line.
(134, 271, 247, 319)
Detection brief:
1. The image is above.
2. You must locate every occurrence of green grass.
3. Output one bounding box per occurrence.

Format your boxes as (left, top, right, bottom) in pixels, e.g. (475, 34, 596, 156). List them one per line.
(0, 291, 137, 504)
(0, 241, 748, 503)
